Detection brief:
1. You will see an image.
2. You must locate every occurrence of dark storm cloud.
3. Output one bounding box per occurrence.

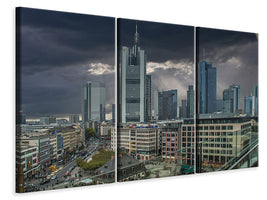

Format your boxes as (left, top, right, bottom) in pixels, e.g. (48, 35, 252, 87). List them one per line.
(19, 8, 114, 74)
(118, 19, 194, 63)
(118, 19, 194, 108)
(197, 27, 258, 107)
(18, 7, 115, 117)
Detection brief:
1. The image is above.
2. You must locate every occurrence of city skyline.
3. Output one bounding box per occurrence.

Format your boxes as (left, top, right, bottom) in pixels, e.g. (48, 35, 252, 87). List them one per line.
(197, 27, 258, 108)
(18, 8, 115, 119)
(118, 19, 194, 114)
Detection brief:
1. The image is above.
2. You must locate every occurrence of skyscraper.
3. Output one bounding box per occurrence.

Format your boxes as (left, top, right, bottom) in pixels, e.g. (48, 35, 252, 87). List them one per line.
(222, 84, 241, 113)
(199, 60, 217, 114)
(244, 95, 255, 116)
(146, 75, 152, 122)
(251, 85, 258, 116)
(187, 85, 194, 118)
(157, 90, 174, 120)
(81, 82, 105, 123)
(170, 89, 178, 119)
(112, 104, 115, 124)
(179, 99, 187, 119)
(216, 99, 223, 112)
(154, 90, 159, 120)
(120, 24, 147, 123)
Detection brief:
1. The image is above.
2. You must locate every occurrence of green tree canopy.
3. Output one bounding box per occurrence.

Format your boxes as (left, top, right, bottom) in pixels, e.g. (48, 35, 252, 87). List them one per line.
(85, 127, 96, 140)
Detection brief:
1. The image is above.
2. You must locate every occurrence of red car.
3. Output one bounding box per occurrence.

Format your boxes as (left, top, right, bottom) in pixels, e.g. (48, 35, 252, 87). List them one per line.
(64, 171, 70, 178)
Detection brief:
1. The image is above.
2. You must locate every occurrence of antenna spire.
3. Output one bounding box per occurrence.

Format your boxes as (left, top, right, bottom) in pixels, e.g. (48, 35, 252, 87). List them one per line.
(134, 21, 139, 45)
(203, 48, 205, 60)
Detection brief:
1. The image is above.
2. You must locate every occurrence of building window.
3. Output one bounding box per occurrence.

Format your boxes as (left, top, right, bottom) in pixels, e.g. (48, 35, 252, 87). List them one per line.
(228, 126, 233, 130)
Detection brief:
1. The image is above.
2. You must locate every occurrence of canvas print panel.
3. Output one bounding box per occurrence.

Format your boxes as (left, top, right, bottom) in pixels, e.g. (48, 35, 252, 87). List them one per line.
(116, 19, 195, 181)
(196, 27, 258, 173)
(16, 7, 115, 193)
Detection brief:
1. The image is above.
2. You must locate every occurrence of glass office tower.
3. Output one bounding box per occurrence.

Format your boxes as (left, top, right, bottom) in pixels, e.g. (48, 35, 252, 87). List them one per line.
(187, 85, 194, 118)
(81, 82, 106, 123)
(120, 24, 147, 123)
(223, 84, 241, 113)
(199, 60, 217, 114)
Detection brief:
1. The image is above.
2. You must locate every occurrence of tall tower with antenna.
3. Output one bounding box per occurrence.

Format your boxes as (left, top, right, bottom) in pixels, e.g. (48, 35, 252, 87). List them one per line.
(120, 22, 150, 123)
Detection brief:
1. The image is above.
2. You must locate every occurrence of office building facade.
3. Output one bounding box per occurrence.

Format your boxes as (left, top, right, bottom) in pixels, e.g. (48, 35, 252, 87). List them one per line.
(161, 122, 181, 162)
(69, 114, 80, 124)
(179, 99, 187, 119)
(145, 75, 152, 122)
(187, 85, 194, 118)
(81, 82, 105, 123)
(199, 60, 217, 114)
(251, 86, 258, 116)
(223, 84, 241, 113)
(120, 25, 147, 123)
(117, 124, 160, 160)
(158, 90, 174, 120)
(244, 96, 255, 116)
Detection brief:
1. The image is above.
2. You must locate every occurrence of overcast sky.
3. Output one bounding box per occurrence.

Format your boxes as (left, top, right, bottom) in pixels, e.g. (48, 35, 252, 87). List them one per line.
(18, 8, 257, 119)
(118, 19, 194, 112)
(197, 27, 258, 108)
(18, 7, 115, 119)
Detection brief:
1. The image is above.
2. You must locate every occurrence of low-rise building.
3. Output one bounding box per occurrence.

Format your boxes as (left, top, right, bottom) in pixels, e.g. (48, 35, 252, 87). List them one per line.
(100, 123, 113, 137)
(181, 114, 253, 170)
(117, 123, 160, 160)
(61, 126, 82, 151)
(161, 121, 182, 162)
(16, 145, 39, 177)
(117, 154, 147, 182)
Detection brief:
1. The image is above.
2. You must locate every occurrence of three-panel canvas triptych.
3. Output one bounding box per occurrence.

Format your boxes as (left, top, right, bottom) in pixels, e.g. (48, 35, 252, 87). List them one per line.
(16, 7, 258, 193)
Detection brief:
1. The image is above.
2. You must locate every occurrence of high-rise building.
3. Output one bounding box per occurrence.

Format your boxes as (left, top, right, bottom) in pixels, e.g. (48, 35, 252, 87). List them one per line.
(154, 90, 159, 120)
(158, 90, 174, 120)
(170, 89, 178, 119)
(223, 84, 241, 113)
(179, 99, 187, 119)
(120, 24, 147, 123)
(187, 85, 194, 118)
(40, 117, 56, 125)
(146, 75, 152, 122)
(244, 96, 255, 116)
(155, 89, 177, 120)
(112, 104, 115, 124)
(216, 99, 223, 112)
(251, 86, 258, 116)
(199, 60, 217, 114)
(69, 114, 79, 124)
(81, 82, 105, 123)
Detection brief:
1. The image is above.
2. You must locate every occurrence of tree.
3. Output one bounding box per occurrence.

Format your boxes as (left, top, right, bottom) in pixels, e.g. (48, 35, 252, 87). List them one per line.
(85, 128, 96, 140)
(107, 129, 111, 137)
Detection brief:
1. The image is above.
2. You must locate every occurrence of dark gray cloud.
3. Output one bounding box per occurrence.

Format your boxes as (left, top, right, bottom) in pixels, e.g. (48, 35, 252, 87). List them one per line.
(118, 19, 194, 63)
(197, 27, 258, 108)
(18, 7, 115, 118)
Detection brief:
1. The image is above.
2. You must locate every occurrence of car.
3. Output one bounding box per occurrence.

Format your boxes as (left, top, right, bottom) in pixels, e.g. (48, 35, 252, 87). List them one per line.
(64, 171, 70, 178)
(51, 175, 57, 180)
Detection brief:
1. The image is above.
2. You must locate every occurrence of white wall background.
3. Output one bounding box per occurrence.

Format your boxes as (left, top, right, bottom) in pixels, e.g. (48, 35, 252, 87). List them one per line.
(1, 0, 266, 199)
